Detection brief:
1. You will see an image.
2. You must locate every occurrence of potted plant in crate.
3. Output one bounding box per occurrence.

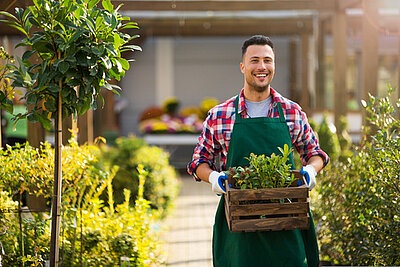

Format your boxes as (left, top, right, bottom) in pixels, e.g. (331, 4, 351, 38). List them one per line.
(0, 0, 140, 264)
(223, 144, 309, 233)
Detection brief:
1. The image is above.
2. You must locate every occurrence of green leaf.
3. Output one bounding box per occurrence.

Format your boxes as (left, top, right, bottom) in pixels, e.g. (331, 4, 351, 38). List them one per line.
(0, 11, 19, 22)
(102, 0, 114, 12)
(77, 97, 91, 115)
(110, 14, 118, 30)
(58, 61, 70, 74)
(48, 83, 60, 93)
(74, 6, 83, 20)
(122, 45, 142, 52)
(113, 32, 122, 48)
(27, 112, 38, 123)
(91, 45, 105, 56)
(44, 97, 56, 112)
(32, 40, 53, 53)
(26, 93, 37, 105)
(118, 58, 129, 70)
(88, 0, 101, 9)
(15, 8, 25, 20)
(69, 29, 84, 43)
(90, 97, 98, 110)
(22, 50, 35, 61)
(37, 113, 52, 130)
(98, 93, 105, 108)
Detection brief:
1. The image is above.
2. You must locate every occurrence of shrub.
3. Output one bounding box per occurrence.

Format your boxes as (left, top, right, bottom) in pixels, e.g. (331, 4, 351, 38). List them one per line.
(314, 87, 400, 265)
(0, 140, 166, 266)
(317, 113, 341, 161)
(99, 136, 180, 217)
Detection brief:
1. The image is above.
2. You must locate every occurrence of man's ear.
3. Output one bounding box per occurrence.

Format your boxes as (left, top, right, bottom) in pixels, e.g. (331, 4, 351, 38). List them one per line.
(240, 62, 244, 74)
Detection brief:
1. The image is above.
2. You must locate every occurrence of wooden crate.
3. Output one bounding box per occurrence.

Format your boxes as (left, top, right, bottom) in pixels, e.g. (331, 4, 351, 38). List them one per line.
(224, 171, 310, 232)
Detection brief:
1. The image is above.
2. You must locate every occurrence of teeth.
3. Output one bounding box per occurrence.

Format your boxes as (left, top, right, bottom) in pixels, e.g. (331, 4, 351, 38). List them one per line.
(256, 74, 266, 77)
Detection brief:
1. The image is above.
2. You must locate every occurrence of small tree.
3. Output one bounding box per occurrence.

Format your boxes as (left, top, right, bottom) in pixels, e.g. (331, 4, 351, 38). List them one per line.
(0, 0, 140, 265)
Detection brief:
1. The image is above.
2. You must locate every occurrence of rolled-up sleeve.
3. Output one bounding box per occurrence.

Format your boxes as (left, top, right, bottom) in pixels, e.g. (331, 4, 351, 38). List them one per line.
(187, 113, 221, 181)
(294, 110, 330, 167)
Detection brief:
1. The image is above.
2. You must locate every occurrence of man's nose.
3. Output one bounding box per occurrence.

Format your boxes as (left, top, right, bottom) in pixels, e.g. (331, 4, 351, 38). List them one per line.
(258, 61, 267, 70)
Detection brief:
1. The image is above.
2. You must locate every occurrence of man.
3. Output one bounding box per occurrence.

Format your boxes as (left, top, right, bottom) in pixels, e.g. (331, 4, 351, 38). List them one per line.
(187, 35, 329, 266)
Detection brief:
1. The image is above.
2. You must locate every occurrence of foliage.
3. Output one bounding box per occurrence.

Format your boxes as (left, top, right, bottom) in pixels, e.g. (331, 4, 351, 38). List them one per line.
(0, 46, 18, 114)
(98, 135, 180, 217)
(162, 97, 179, 115)
(317, 113, 341, 161)
(200, 97, 219, 119)
(336, 115, 353, 162)
(0, 141, 165, 266)
(0, 0, 140, 129)
(225, 144, 296, 189)
(314, 86, 400, 265)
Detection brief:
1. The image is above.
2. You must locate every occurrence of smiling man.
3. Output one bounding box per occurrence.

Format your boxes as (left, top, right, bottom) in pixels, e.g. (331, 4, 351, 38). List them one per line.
(187, 35, 329, 266)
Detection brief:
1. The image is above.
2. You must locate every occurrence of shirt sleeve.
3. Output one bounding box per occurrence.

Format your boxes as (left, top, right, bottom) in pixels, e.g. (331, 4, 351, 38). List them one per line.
(187, 112, 221, 181)
(293, 110, 330, 167)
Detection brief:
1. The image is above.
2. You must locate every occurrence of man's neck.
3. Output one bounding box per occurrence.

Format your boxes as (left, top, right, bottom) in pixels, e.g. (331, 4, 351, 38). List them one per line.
(243, 86, 271, 102)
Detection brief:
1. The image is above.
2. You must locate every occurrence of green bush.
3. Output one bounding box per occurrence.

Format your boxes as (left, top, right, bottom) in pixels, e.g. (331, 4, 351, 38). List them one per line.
(317, 113, 341, 161)
(314, 87, 400, 265)
(99, 135, 180, 217)
(0, 140, 166, 266)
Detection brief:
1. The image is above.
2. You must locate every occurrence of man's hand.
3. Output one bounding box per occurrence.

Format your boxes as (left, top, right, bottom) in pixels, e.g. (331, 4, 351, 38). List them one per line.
(209, 171, 228, 194)
(300, 165, 317, 190)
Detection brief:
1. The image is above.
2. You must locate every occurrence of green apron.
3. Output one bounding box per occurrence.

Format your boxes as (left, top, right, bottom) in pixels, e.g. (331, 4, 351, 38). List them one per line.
(212, 96, 319, 267)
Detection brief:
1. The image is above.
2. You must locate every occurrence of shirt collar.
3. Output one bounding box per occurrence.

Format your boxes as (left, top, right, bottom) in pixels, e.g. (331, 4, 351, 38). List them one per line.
(238, 87, 282, 115)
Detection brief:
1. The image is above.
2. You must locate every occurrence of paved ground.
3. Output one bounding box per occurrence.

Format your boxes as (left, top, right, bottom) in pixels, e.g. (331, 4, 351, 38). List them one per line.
(162, 175, 220, 267)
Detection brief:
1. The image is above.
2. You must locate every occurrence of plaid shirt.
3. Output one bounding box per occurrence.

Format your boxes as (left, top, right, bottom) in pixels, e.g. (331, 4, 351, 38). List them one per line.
(187, 88, 329, 181)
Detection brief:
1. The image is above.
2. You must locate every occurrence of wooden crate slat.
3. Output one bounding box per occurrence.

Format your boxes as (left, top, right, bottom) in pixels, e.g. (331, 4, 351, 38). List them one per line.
(228, 187, 308, 202)
(231, 215, 310, 232)
(230, 202, 309, 216)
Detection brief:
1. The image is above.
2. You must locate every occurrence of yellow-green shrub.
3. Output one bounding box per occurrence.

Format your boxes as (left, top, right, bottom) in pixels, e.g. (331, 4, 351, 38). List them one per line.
(0, 140, 165, 266)
(99, 136, 180, 217)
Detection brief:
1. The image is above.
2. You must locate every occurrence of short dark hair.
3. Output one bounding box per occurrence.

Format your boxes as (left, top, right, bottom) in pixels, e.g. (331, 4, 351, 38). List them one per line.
(241, 35, 274, 58)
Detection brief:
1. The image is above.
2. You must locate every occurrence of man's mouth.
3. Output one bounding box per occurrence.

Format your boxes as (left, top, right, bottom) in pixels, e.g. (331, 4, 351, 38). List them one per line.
(254, 73, 268, 79)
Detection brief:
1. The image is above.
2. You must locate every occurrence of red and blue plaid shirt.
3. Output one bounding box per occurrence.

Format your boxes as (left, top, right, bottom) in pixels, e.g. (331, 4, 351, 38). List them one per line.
(187, 88, 329, 181)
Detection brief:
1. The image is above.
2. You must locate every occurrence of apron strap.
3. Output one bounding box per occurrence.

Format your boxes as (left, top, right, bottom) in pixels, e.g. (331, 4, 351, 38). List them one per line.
(276, 102, 286, 123)
(234, 96, 243, 122)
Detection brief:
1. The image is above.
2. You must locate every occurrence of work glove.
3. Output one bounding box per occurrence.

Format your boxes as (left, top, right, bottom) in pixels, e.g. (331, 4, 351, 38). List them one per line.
(299, 165, 317, 190)
(209, 171, 228, 194)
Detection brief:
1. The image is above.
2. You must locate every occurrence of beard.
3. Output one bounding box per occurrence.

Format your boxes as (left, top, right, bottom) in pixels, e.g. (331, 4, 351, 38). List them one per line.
(246, 79, 269, 93)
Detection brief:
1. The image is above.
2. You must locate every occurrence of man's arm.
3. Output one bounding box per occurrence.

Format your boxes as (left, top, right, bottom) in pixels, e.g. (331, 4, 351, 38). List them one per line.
(195, 163, 214, 183)
(306, 155, 324, 173)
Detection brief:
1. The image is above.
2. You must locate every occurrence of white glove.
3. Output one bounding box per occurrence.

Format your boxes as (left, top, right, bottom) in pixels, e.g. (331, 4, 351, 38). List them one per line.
(208, 171, 227, 194)
(300, 165, 317, 190)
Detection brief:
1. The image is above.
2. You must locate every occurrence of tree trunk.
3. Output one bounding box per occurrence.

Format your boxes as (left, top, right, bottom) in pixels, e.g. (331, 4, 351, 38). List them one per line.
(50, 90, 62, 266)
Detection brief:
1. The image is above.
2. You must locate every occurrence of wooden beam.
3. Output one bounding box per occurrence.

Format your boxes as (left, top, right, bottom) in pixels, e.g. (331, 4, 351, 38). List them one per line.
(77, 109, 93, 145)
(0, 0, 18, 11)
(361, 0, 378, 100)
(337, 0, 361, 10)
(316, 18, 326, 109)
(137, 17, 314, 36)
(333, 5, 347, 128)
(289, 38, 298, 102)
(116, 0, 334, 11)
(300, 34, 310, 113)
(27, 112, 45, 148)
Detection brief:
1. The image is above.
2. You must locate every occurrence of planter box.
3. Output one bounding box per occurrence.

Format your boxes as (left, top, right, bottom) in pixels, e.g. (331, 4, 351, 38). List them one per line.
(224, 171, 310, 232)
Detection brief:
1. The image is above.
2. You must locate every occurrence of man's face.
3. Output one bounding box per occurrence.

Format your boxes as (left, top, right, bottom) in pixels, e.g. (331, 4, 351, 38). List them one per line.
(240, 44, 275, 93)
